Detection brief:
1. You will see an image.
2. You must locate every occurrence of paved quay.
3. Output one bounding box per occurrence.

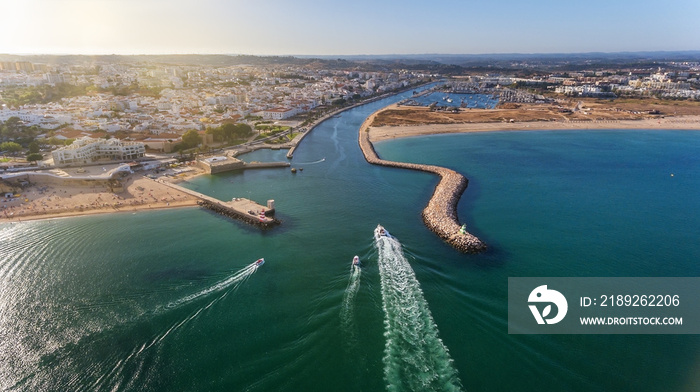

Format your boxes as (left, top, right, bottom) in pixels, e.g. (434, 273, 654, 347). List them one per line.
(357, 113, 487, 254)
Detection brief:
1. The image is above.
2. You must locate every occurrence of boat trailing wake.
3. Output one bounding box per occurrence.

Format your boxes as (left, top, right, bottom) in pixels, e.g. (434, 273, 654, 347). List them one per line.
(374, 226, 463, 392)
(294, 157, 326, 165)
(340, 258, 362, 351)
(22, 259, 265, 391)
(166, 259, 261, 309)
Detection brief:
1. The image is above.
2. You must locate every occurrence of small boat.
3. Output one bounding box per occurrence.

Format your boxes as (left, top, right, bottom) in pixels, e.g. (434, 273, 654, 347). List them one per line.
(352, 255, 360, 268)
(291, 168, 297, 173)
(254, 258, 265, 267)
(374, 224, 390, 240)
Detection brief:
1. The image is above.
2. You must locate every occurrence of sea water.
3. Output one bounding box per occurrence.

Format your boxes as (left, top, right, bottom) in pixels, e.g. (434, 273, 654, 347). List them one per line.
(1, 88, 699, 391)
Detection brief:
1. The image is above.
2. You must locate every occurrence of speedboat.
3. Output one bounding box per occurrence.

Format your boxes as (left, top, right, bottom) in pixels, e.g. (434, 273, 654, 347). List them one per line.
(374, 224, 390, 240)
(352, 255, 361, 268)
(254, 258, 265, 267)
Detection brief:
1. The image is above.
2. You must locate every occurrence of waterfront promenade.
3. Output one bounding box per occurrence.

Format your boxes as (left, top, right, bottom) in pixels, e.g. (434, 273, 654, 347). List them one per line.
(358, 111, 487, 254)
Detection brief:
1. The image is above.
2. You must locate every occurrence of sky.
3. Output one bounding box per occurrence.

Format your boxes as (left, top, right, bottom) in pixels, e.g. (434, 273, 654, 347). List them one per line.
(1, 0, 699, 56)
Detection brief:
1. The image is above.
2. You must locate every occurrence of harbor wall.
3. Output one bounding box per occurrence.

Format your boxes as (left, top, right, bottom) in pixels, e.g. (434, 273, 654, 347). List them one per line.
(1, 172, 124, 191)
(357, 113, 487, 254)
(196, 156, 289, 174)
(195, 199, 280, 228)
(159, 180, 280, 229)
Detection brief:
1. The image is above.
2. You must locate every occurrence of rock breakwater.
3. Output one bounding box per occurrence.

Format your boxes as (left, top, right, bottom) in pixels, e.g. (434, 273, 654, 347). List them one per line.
(358, 116, 486, 254)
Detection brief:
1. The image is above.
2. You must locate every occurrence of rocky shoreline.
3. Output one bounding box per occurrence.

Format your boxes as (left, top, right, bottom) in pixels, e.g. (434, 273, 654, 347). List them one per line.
(357, 115, 487, 254)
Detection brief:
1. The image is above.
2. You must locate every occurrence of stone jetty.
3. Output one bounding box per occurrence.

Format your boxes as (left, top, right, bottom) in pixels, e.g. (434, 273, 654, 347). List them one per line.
(358, 114, 487, 254)
(196, 199, 280, 228)
(159, 180, 280, 229)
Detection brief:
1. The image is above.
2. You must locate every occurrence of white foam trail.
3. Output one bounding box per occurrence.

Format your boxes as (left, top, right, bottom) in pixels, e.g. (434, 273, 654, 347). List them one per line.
(328, 122, 346, 174)
(340, 263, 362, 349)
(93, 260, 262, 389)
(376, 234, 463, 392)
(166, 262, 258, 309)
(293, 157, 326, 165)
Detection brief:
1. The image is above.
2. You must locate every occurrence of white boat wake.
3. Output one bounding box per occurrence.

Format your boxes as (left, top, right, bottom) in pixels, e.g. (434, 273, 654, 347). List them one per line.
(340, 256, 362, 351)
(375, 226, 463, 392)
(166, 259, 262, 309)
(28, 259, 265, 391)
(293, 157, 326, 165)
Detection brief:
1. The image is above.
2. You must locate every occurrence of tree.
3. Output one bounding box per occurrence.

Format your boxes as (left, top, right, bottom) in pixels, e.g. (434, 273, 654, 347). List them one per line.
(28, 141, 40, 154)
(181, 129, 202, 149)
(26, 153, 43, 163)
(0, 141, 22, 153)
(205, 126, 224, 142)
(1, 117, 22, 140)
(233, 123, 253, 138)
(221, 123, 237, 140)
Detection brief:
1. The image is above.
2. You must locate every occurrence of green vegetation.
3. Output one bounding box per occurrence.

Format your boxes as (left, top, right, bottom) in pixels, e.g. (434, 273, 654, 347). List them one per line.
(1, 117, 29, 141)
(26, 153, 43, 162)
(180, 129, 202, 149)
(205, 123, 253, 144)
(0, 141, 22, 153)
(254, 126, 293, 143)
(254, 124, 289, 132)
(0, 84, 90, 107)
(97, 83, 163, 97)
(261, 130, 299, 144)
(275, 73, 312, 81)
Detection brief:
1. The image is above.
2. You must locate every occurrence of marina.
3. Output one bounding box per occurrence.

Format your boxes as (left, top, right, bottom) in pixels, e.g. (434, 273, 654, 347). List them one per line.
(400, 91, 499, 109)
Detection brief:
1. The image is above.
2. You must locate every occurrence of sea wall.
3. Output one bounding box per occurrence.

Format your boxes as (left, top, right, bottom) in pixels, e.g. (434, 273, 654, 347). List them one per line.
(1, 172, 124, 192)
(358, 115, 487, 254)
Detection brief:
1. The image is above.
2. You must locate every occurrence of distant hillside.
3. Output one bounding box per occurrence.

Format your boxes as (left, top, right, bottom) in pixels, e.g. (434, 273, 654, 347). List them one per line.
(1, 51, 699, 73)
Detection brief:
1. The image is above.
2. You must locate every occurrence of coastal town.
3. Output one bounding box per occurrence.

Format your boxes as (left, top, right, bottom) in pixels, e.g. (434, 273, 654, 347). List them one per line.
(4, 0, 700, 388)
(2, 54, 700, 225)
(0, 57, 428, 155)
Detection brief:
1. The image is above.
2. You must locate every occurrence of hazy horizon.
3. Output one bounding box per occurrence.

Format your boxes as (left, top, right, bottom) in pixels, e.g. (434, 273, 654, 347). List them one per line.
(2, 0, 699, 56)
(3, 50, 700, 58)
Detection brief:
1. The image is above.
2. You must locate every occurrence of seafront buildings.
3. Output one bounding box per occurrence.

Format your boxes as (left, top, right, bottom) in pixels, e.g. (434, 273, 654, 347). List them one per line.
(1, 56, 699, 163)
(0, 60, 423, 143)
(51, 136, 145, 166)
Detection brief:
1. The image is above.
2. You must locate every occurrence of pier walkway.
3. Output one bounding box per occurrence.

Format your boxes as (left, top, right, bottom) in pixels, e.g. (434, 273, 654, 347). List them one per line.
(157, 180, 279, 228)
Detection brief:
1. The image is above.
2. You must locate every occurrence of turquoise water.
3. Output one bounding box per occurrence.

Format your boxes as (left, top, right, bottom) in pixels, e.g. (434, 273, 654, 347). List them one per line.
(2, 87, 700, 391)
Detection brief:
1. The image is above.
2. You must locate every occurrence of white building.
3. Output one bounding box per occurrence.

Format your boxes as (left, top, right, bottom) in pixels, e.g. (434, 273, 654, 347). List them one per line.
(51, 137, 146, 166)
(262, 107, 299, 120)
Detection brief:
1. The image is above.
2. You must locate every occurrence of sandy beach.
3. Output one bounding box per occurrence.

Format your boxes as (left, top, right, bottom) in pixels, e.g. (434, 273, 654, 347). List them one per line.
(368, 115, 700, 142)
(0, 172, 202, 224)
